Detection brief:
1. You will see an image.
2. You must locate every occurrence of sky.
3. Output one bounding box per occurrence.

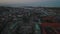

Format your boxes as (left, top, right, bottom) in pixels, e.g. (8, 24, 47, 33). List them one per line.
(0, 0, 60, 7)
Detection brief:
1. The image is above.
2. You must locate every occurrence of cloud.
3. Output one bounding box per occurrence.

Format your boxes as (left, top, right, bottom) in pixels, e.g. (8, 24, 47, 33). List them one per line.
(0, 0, 60, 7)
(0, 0, 40, 4)
(0, 0, 58, 4)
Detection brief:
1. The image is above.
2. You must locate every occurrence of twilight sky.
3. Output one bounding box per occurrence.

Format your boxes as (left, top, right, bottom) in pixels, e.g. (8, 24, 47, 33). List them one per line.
(0, 0, 60, 7)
